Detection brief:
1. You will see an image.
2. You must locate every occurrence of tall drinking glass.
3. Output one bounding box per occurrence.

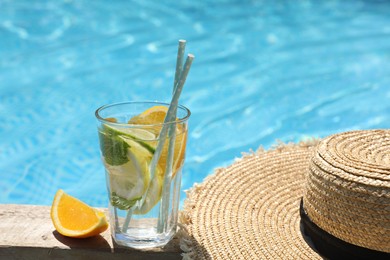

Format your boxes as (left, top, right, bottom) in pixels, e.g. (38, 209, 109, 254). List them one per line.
(95, 101, 190, 248)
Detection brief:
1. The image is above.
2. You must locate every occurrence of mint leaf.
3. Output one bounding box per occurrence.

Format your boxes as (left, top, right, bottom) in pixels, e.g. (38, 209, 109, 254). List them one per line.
(98, 130, 129, 166)
(111, 192, 141, 210)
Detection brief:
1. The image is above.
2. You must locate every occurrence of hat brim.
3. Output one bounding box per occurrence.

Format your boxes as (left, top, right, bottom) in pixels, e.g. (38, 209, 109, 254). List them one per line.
(179, 141, 322, 259)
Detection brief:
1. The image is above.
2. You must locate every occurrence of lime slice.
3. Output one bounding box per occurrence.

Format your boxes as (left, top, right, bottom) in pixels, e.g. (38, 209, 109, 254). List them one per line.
(102, 124, 157, 154)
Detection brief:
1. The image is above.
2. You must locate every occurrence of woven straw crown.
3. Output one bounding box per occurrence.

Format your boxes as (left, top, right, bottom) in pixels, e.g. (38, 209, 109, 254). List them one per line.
(303, 130, 390, 252)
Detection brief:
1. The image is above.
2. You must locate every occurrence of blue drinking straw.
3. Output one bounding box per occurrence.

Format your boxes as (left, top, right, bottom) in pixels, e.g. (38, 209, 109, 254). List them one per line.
(173, 40, 186, 93)
(157, 54, 194, 232)
(121, 43, 194, 233)
(149, 53, 194, 190)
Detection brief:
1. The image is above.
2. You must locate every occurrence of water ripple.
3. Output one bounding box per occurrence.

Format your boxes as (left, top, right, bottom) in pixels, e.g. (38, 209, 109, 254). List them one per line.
(1, 0, 389, 206)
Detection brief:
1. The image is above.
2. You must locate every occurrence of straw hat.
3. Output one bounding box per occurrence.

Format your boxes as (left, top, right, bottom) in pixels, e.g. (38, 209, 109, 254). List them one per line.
(179, 130, 390, 259)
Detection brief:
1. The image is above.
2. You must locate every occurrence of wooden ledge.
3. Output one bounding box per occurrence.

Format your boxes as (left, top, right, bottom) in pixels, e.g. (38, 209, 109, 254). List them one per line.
(0, 204, 182, 259)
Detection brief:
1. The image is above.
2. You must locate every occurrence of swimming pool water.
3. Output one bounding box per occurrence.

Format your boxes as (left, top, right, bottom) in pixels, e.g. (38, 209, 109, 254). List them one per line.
(1, 0, 389, 207)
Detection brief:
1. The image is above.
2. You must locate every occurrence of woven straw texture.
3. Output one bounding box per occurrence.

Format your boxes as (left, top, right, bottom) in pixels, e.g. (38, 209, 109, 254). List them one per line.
(180, 141, 322, 259)
(303, 130, 390, 253)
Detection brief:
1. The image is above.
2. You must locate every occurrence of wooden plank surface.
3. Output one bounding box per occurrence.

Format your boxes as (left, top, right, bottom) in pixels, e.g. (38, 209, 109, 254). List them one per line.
(0, 204, 181, 259)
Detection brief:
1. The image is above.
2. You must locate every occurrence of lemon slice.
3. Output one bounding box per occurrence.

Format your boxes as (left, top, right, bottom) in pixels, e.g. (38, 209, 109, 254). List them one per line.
(121, 137, 164, 214)
(133, 167, 163, 215)
(105, 137, 154, 210)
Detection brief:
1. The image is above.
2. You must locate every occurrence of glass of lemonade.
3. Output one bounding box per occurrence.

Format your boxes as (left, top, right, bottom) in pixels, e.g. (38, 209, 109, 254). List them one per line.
(95, 101, 190, 248)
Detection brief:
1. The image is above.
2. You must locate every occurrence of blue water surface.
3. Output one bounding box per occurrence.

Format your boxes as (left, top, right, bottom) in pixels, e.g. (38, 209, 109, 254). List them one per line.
(1, 0, 389, 207)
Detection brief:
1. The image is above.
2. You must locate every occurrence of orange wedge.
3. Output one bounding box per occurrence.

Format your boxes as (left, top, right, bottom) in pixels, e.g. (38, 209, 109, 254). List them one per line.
(128, 105, 168, 126)
(50, 189, 108, 238)
(128, 105, 187, 177)
(128, 105, 168, 135)
(158, 129, 187, 177)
